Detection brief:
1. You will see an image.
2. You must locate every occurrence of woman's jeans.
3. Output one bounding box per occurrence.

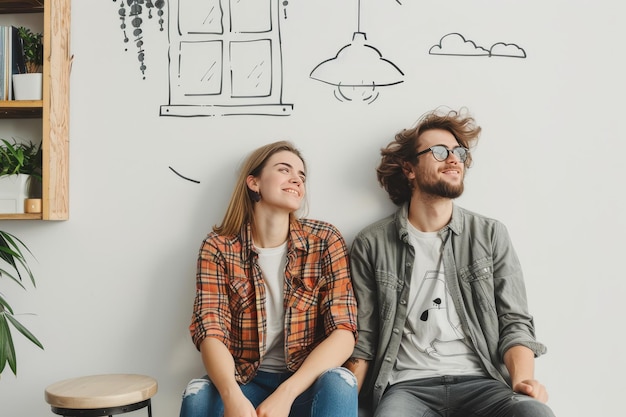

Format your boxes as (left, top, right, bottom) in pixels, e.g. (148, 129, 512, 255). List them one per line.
(179, 367, 358, 417)
(373, 375, 556, 417)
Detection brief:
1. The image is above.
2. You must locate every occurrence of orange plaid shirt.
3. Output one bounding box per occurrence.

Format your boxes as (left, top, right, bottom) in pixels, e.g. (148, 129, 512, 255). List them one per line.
(189, 219, 358, 383)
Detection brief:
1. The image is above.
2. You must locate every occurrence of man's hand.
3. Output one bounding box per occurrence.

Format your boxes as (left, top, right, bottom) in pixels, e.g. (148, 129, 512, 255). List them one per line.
(512, 379, 549, 403)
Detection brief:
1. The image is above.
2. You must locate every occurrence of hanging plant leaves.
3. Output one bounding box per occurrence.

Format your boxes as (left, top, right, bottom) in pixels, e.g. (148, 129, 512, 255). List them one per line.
(113, 0, 166, 78)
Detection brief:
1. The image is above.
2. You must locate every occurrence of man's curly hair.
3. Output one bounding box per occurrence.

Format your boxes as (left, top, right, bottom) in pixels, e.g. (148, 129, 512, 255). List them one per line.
(377, 108, 481, 205)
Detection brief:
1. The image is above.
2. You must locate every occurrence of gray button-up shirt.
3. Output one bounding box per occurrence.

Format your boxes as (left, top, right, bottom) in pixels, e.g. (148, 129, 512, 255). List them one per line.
(350, 203, 547, 410)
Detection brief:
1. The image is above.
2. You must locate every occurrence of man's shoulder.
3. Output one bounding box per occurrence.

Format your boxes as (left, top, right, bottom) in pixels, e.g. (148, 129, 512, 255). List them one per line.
(454, 205, 508, 235)
(456, 205, 503, 224)
(355, 211, 398, 239)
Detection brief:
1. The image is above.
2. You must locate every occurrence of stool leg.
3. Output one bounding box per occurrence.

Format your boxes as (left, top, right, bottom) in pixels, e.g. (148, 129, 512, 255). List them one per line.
(147, 400, 152, 417)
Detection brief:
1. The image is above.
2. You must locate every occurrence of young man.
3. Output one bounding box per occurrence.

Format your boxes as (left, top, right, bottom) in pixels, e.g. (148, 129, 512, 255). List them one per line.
(345, 109, 556, 417)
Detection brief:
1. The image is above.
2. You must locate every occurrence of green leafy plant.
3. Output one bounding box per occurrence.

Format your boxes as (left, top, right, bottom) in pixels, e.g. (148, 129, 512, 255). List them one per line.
(0, 139, 42, 180)
(17, 26, 43, 74)
(0, 230, 43, 375)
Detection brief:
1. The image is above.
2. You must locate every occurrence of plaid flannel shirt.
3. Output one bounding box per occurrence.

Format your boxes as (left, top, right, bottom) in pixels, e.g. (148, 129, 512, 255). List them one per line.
(190, 218, 358, 383)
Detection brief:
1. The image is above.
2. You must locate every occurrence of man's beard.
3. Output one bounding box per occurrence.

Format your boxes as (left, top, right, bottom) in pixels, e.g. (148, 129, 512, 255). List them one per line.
(417, 177, 464, 199)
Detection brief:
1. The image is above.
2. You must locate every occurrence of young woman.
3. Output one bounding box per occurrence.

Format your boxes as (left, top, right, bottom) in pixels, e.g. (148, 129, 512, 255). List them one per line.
(179, 141, 358, 417)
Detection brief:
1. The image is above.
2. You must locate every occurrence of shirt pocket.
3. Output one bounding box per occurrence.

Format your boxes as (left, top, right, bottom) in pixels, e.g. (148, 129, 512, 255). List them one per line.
(286, 278, 320, 352)
(375, 270, 404, 321)
(228, 274, 256, 315)
(286, 277, 319, 311)
(458, 257, 496, 312)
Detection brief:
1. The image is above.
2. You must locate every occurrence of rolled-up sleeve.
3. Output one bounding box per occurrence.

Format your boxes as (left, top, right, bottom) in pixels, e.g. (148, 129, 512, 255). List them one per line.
(321, 227, 358, 339)
(349, 233, 378, 360)
(189, 235, 232, 350)
(492, 222, 547, 359)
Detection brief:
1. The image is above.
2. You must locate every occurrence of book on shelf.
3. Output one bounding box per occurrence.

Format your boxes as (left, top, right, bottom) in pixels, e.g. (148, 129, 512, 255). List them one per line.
(0, 25, 27, 101)
(0, 28, 5, 100)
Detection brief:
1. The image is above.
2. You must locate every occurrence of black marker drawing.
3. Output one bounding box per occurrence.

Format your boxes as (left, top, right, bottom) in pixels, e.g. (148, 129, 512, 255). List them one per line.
(159, 0, 293, 117)
(282, 0, 289, 19)
(309, 0, 404, 104)
(408, 273, 466, 357)
(169, 166, 201, 184)
(429, 33, 527, 58)
(420, 297, 442, 322)
(113, 0, 166, 79)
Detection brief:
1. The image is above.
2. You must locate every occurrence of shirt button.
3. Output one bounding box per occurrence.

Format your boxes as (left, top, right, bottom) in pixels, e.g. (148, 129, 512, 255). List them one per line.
(392, 328, 399, 334)
(400, 299, 407, 305)
(385, 356, 391, 362)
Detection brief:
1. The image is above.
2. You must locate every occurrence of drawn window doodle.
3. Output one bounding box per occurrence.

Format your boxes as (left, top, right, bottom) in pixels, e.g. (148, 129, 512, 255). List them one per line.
(160, 0, 293, 117)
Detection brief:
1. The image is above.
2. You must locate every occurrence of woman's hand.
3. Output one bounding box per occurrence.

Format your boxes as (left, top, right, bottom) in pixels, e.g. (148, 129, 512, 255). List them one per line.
(223, 393, 258, 417)
(255, 387, 296, 417)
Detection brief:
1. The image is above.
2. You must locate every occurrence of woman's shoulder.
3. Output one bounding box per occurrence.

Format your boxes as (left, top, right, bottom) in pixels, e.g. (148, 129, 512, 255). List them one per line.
(201, 230, 242, 248)
(295, 218, 343, 238)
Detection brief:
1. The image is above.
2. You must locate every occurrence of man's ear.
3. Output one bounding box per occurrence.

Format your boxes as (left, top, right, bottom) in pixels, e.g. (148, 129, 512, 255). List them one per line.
(402, 162, 416, 181)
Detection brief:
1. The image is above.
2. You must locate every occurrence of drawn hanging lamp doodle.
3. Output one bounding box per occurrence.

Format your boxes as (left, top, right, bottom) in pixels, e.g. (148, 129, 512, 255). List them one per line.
(310, 0, 404, 103)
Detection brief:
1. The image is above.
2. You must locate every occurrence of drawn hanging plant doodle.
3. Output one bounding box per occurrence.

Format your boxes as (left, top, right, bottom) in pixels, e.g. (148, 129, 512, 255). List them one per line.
(113, 0, 166, 78)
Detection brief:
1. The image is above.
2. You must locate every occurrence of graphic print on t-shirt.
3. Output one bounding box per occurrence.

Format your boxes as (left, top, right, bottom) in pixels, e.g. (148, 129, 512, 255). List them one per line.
(391, 226, 484, 384)
(407, 269, 468, 357)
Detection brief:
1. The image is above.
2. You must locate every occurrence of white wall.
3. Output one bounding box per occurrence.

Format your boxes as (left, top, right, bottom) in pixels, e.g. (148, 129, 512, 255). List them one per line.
(1, 1, 625, 415)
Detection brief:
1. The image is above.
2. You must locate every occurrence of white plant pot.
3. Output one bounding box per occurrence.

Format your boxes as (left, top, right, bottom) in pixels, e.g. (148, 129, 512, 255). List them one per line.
(0, 174, 30, 214)
(12, 73, 43, 100)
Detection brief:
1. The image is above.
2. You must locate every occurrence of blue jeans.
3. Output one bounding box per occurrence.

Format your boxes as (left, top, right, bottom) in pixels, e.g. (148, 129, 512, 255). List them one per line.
(179, 367, 358, 417)
(372, 376, 556, 417)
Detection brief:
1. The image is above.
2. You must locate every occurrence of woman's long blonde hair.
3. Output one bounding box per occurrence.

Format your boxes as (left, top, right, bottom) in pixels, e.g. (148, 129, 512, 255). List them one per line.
(213, 141, 306, 236)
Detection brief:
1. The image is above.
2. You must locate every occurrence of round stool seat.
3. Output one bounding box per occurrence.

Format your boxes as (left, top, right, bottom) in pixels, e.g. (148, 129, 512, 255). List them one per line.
(45, 374, 157, 416)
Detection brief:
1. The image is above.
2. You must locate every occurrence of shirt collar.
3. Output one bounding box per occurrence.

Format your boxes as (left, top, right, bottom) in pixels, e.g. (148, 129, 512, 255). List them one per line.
(447, 204, 464, 236)
(241, 222, 256, 260)
(395, 202, 464, 241)
(240, 219, 308, 259)
(287, 219, 309, 253)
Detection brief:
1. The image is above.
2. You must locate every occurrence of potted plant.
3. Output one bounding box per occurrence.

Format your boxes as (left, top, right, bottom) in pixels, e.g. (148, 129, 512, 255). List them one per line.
(0, 230, 43, 375)
(0, 139, 42, 214)
(12, 26, 43, 100)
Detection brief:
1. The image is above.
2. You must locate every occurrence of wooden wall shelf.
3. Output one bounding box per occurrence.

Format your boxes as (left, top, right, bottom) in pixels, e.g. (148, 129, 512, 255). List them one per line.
(0, 0, 70, 220)
(0, 0, 44, 14)
(0, 100, 43, 118)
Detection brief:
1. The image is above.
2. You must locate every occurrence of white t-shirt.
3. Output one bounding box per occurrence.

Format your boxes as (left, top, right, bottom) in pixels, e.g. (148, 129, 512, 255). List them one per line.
(390, 223, 484, 385)
(255, 242, 288, 373)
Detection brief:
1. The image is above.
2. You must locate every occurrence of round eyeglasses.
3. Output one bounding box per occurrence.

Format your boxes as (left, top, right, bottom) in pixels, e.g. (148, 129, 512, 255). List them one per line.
(415, 145, 469, 163)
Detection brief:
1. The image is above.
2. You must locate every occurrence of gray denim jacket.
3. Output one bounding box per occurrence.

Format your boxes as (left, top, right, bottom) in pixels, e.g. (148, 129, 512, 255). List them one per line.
(350, 203, 547, 410)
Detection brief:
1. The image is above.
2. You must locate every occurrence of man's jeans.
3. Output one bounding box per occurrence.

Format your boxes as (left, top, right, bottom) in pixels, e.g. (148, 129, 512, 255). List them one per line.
(179, 367, 358, 417)
(373, 376, 556, 417)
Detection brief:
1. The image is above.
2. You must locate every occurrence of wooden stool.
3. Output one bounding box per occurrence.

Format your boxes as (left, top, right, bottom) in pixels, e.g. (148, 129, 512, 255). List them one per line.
(44, 374, 158, 417)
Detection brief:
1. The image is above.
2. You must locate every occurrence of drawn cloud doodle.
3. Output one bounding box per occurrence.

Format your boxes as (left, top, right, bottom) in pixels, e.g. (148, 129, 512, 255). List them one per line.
(429, 33, 526, 58)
